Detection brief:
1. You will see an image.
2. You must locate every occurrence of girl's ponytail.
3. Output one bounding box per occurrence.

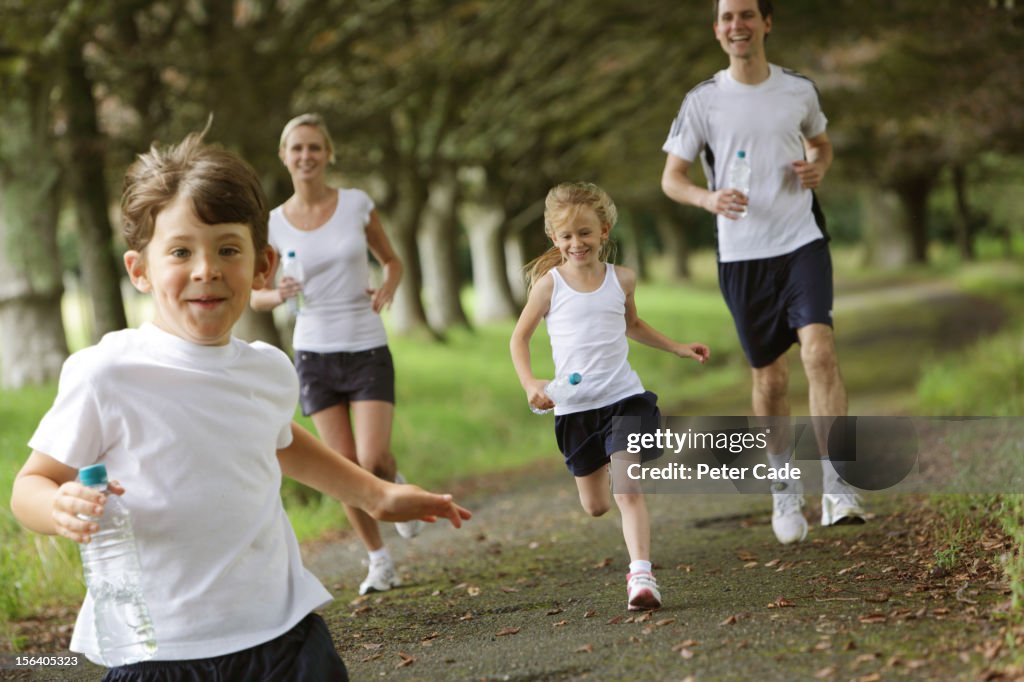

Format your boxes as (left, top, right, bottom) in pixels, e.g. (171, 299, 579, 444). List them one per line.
(524, 246, 563, 292)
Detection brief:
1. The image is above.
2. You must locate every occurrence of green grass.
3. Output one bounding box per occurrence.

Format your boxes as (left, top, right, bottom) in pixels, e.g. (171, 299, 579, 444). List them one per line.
(3, 247, 1022, 649)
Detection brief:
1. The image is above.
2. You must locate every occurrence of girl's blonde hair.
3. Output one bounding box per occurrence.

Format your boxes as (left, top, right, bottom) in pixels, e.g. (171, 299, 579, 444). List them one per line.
(278, 113, 336, 164)
(524, 182, 618, 291)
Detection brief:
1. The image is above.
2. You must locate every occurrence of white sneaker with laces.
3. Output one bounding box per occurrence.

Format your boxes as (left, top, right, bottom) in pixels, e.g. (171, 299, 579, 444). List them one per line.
(626, 571, 662, 611)
(358, 558, 400, 595)
(393, 471, 424, 539)
(821, 475, 866, 526)
(771, 480, 808, 545)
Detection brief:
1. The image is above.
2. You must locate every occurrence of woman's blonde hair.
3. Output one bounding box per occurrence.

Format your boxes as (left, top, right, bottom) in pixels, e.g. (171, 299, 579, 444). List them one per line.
(524, 182, 617, 291)
(278, 113, 336, 164)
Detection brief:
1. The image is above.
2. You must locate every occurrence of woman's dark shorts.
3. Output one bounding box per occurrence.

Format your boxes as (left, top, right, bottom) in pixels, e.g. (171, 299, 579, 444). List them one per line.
(295, 345, 395, 415)
(554, 391, 663, 477)
(102, 612, 347, 682)
(718, 238, 834, 369)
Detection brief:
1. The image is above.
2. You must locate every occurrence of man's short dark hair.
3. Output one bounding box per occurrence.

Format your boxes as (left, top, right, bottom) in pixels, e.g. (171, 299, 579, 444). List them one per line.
(712, 0, 774, 21)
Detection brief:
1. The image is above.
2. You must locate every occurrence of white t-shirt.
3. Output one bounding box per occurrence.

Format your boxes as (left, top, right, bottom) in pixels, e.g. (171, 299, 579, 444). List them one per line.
(269, 188, 388, 352)
(28, 324, 332, 663)
(663, 64, 828, 262)
(545, 264, 645, 415)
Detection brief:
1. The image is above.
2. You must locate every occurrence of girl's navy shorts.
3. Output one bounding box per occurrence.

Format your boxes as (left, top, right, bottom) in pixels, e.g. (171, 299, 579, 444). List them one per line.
(102, 612, 347, 682)
(295, 345, 395, 415)
(717, 238, 834, 369)
(554, 391, 662, 477)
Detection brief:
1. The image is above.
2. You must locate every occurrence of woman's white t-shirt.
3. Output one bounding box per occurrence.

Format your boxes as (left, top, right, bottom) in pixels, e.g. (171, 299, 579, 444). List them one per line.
(269, 188, 388, 352)
(28, 323, 332, 663)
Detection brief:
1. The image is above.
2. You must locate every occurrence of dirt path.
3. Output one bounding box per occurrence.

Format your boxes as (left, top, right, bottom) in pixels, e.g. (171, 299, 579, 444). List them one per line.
(4, 279, 1017, 682)
(302, 280, 1018, 681)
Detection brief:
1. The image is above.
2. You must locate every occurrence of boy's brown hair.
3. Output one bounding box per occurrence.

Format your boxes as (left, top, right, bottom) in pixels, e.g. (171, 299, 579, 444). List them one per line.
(121, 130, 269, 257)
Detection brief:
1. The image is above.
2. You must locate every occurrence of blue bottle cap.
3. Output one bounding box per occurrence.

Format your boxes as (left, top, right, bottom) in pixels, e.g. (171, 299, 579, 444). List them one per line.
(287, 250, 296, 257)
(737, 150, 746, 159)
(568, 372, 582, 385)
(79, 464, 108, 487)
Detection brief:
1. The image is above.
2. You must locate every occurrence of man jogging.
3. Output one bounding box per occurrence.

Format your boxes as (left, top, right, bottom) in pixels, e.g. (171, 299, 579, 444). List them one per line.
(660, 0, 865, 544)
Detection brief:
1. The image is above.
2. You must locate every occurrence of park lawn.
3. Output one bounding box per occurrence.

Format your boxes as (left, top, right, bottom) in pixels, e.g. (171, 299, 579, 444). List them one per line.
(0, 265, 738, 636)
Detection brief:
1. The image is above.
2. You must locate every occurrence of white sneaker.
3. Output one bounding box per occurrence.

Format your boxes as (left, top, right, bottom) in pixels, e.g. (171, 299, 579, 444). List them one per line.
(771, 480, 808, 545)
(358, 558, 400, 595)
(821, 476, 866, 526)
(393, 472, 424, 539)
(626, 571, 662, 611)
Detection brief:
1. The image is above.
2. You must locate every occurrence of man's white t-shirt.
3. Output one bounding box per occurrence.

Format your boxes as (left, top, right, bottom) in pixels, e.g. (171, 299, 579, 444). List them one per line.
(28, 323, 331, 663)
(663, 64, 828, 262)
(269, 188, 388, 353)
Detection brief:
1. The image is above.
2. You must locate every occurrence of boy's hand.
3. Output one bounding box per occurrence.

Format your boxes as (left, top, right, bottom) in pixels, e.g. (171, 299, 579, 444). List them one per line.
(525, 378, 553, 412)
(376, 483, 472, 528)
(52, 480, 125, 544)
(792, 160, 826, 189)
(677, 343, 711, 364)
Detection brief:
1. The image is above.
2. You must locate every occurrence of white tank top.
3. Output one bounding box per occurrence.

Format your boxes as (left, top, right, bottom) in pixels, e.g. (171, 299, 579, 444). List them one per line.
(268, 189, 388, 352)
(545, 263, 645, 415)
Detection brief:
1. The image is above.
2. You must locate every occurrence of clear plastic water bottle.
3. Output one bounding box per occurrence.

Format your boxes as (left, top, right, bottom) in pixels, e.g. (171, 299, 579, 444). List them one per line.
(77, 464, 157, 666)
(280, 250, 305, 315)
(530, 373, 583, 415)
(726, 150, 751, 218)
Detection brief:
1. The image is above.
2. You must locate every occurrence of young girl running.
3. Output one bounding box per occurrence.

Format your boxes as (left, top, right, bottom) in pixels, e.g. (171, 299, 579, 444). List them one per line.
(510, 182, 710, 611)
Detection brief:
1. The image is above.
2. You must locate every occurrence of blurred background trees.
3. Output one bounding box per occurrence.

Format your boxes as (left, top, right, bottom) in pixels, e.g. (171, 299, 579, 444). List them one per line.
(1, 0, 1021, 386)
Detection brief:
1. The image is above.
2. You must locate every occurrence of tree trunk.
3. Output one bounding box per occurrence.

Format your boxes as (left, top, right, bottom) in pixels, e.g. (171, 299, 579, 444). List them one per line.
(503, 232, 527, 308)
(419, 165, 470, 332)
(893, 174, 935, 265)
(385, 170, 436, 338)
(0, 155, 68, 388)
(617, 209, 647, 278)
(951, 164, 975, 261)
(62, 46, 128, 340)
(462, 202, 518, 323)
(653, 208, 690, 280)
(859, 187, 912, 270)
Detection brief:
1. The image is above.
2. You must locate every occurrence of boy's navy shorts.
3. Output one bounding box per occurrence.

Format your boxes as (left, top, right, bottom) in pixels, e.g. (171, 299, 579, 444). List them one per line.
(102, 612, 347, 682)
(554, 391, 662, 477)
(295, 345, 395, 415)
(718, 238, 834, 369)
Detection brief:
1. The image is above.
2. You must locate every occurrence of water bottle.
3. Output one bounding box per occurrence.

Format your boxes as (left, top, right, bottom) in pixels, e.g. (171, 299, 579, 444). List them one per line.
(726, 150, 751, 218)
(77, 464, 157, 666)
(280, 251, 305, 315)
(530, 373, 583, 415)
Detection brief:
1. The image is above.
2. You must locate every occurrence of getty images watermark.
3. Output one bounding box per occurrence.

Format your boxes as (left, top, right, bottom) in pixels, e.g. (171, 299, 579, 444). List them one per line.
(608, 416, 1024, 494)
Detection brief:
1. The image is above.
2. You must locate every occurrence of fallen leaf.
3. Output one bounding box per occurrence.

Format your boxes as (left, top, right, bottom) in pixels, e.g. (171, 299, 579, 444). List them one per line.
(858, 613, 887, 624)
(655, 618, 676, 627)
(606, 615, 624, 625)
(528, 541, 540, 549)
(672, 640, 699, 650)
(361, 642, 383, 650)
(459, 612, 474, 621)
(584, 610, 597, 618)
(495, 627, 520, 637)
(500, 586, 519, 593)
(576, 643, 594, 653)
(814, 666, 836, 679)
(768, 596, 796, 608)
(721, 614, 739, 626)
(764, 559, 781, 568)
(395, 651, 415, 668)
(467, 586, 481, 597)
(864, 591, 891, 604)
(546, 608, 564, 616)
(737, 551, 758, 562)
(679, 648, 695, 659)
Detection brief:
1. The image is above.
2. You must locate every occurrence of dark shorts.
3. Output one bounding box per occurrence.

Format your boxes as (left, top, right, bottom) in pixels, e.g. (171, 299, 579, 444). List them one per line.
(554, 391, 663, 477)
(718, 238, 834, 369)
(102, 613, 347, 682)
(295, 345, 395, 415)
